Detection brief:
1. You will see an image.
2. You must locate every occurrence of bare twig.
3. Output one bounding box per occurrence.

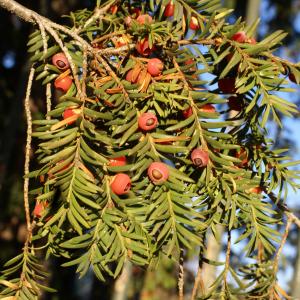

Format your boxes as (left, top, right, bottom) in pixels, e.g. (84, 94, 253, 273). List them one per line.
(178, 249, 184, 300)
(81, 47, 88, 97)
(46, 83, 52, 118)
(221, 231, 231, 295)
(23, 66, 35, 234)
(269, 216, 293, 300)
(191, 266, 205, 300)
(274, 216, 293, 275)
(268, 192, 300, 228)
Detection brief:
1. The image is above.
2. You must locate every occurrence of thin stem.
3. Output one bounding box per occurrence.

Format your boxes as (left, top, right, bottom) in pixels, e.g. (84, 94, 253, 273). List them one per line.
(273, 216, 292, 275)
(268, 191, 300, 228)
(46, 83, 52, 118)
(23, 66, 35, 234)
(221, 231, 231, 295)
(81, 47, 88, 97)
(191, 266, 205, 300)
(178, 248, 184, 300)
(269, 216, 292, 300)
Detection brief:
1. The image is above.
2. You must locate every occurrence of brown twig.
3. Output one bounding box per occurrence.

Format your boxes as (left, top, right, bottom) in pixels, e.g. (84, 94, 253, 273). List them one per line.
(23, 66, 35, 235)
(178, 249, 184, 300)
(269, 216, 293, 300)
(273, 216, 293, 275)
(268, 191, 300, 228)
(221, 231, 231, 295)
(46, 83, 52, 118)
(191, 265, 205, 300)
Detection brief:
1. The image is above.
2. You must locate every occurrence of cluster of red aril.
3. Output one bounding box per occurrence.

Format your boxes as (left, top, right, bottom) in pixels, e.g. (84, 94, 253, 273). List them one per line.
(109, 162, 170, 195)
(109, 108, 210, 195)
(51, 53, 81, 125)
(109, 146, 210, 195)
(163, 0, 200, 30)
(41, 6, 211, 199)
(52, 52, 73, 93)
(109, 6, 210, 195)
(216, 31, 257, 112)
(217, 32, 264, 194)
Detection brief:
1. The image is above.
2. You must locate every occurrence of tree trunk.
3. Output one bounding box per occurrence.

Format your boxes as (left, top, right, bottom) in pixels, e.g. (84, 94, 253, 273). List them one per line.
(202, 226, 224, 292)
(112, 260, 132, 300)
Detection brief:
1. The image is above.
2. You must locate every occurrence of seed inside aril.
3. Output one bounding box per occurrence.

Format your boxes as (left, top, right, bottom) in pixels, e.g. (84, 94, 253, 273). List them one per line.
(57, 60, 66, 68)
(146, 118, 155, 126)
(152, 169, 163, 180)
(194, 158, 203, 167)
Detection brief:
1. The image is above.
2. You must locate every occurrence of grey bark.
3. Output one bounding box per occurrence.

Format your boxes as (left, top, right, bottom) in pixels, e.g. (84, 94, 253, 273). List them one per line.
(112, 261, 132, 300)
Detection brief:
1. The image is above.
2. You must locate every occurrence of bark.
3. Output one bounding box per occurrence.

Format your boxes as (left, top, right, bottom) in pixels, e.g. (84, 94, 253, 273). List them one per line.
(0, 0, 36, 23)
(112, 261, 132, 300)
(202, 226, 224, 291)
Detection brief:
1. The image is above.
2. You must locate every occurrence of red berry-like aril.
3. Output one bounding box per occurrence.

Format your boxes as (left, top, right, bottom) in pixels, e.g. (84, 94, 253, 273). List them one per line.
(54, 76, 73, 93)
(138, 112, 158, 131)
(33, 201, 48, 218)
(136, 14, 153, 25)
(147, 58, 164, 76)
(108, 156, 127, 167)
(164, 1, 175, 17)
(110, 173, 131, 195)
(185, 59, 194, 65)
(147, 162, 169, 184)
(218, 77, 236, 94)
(249, 186, 263, 194)
(189, 17, 199, 30)
(110, 5, 118, 14)
(63, 108, 78, 125)
(136, 38, 155, 56)
(191, 148, 209, 167)
(200, 104, 215, 113)
(231, 31, 247, 43)
(183, 106, 193, 119)
(52, 52, 70, 70)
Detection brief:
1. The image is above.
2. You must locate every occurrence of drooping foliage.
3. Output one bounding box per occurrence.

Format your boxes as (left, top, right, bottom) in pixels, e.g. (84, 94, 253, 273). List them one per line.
(0, 0, 300, 299)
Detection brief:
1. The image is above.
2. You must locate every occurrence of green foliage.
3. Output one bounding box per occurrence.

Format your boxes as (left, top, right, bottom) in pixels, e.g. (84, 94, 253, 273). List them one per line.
(1, 0, 300, 298)
(0, 245, 56, 299)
